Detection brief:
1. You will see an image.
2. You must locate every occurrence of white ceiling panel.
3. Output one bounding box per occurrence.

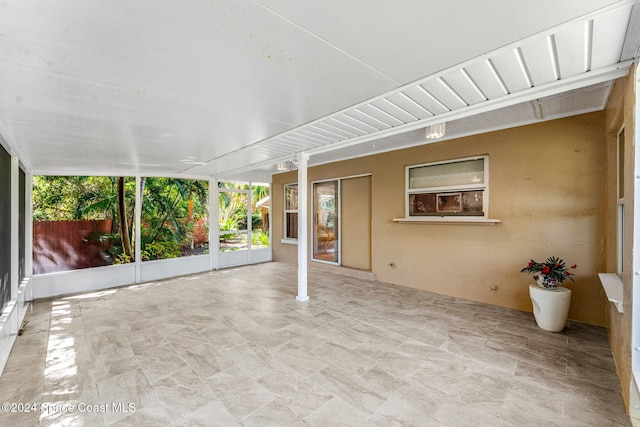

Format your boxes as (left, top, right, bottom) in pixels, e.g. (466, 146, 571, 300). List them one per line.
(0, 0, 637, 178)
(555, 22, 591, 77)
(269, 139, 310, 152)
(309, 124, 353, 140)
(296, 129, 336, 145)
(519, 38, 557, 85)
(370, 99, 419, 124)
(440, 70, 487, 106)
(592, 4, 634, 68)
(254, 0, 623, 83)
(307, 130, 424, 168)
(385, 93, 434, 120)
(304, 127, 344, 142)
(449, 103, 540, 135)
(538, 83, 612, 120)
(0, 0, 399, 124)
(334, 114, 379, 134)
(347, 109, 392, 130)
(402, 86, 449, 116)
(276, 135, 318, 148)
(0, 62, 297, 172)
(320, 118, 363, 137)
(418, 79, 463, 111)
(490, 49, 532, 94)
(464, 61, 510, 100)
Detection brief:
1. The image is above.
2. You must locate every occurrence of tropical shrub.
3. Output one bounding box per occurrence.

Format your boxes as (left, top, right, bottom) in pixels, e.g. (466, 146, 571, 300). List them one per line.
(141, 241, 181, 261)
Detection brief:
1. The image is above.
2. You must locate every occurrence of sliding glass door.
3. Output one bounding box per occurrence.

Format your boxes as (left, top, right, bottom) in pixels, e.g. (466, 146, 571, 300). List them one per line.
(313, 180, 339, 264)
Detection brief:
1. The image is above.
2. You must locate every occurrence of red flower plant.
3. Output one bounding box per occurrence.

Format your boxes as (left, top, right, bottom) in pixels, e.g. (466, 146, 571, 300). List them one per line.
(521, 256, 577, 286)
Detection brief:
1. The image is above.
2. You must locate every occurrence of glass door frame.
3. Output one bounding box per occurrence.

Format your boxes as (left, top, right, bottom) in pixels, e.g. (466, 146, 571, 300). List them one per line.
(311, 178, 340, 265)
(216, 181, 271, 268)
(217, 184, 250, 268)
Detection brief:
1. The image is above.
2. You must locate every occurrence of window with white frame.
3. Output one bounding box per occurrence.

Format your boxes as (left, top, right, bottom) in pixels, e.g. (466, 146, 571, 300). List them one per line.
(406, 156, 488, 218)
(284, 183, 298, 240)
(617, 127, 625, 279)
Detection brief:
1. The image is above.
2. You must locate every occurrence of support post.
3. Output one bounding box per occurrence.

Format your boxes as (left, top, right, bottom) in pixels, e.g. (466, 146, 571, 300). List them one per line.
(248, 182, 253, 265)
(135, 176, 142, 283)
(210, 178, 219, 270)
(25, 172, 33, 301)
(296, 152, 309, 302)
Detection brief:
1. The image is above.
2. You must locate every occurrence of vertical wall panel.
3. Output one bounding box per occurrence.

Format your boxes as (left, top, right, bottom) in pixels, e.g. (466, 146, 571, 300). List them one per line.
(0, 146, 11, 311)
(18, 168, 25, 282)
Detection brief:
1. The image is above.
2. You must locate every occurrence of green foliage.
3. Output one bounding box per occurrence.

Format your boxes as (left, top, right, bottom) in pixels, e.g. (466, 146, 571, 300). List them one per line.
(219, 217, 239, 242)
(252, 185, 269, 204)
(251, 230, 270, 247)
(141, 241, 181, 261)
(218, 182, 269, 237)
(33, 176, 127, 223)
(252, 211, 263, 230)
(32, 176, 135, 237)
(33, 176, 268, 262)
(141, 177, 209, 252)
(218, 189, 246, 233)
(113, 253, 132, 265)
(33, 175, 210, 262)
(94, 233, 131, 265)
(259, 231, 269, 247)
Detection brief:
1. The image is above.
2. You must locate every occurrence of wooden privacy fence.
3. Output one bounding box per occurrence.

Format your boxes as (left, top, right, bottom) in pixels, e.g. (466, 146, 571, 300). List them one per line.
(33, 220, 113, 274)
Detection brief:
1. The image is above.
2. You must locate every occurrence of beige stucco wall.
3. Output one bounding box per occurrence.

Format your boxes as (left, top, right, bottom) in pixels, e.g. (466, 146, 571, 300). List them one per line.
(340, 176, 371, 271)
(273, 111, 609, 326)
(604, 70, 635, 412)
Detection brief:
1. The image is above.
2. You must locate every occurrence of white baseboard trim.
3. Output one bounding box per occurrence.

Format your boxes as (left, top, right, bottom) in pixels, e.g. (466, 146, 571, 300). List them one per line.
(0, 278, 32, 376)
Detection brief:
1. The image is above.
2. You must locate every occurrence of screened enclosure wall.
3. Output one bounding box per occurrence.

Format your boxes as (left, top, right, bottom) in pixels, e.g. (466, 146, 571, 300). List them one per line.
(32, 176, 135, 273)
(141, 177, 209, 261)
(32, 176, 210, 273)
(0, 146, 11, 312)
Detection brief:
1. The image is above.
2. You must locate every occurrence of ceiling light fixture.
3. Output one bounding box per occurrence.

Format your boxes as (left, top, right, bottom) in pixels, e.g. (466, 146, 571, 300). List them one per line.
(277, 159, 300, 171)
(425, 122, 446, 139)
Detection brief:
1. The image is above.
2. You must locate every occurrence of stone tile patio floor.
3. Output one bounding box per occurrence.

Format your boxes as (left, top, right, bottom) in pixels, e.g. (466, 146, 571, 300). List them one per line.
(0, 262, 629, 426)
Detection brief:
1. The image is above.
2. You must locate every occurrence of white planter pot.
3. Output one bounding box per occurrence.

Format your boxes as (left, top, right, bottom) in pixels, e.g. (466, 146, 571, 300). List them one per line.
(529, 284, 571, 332)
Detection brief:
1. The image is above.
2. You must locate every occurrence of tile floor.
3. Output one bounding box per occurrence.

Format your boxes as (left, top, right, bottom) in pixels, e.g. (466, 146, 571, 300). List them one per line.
(0, 262, 629, 426)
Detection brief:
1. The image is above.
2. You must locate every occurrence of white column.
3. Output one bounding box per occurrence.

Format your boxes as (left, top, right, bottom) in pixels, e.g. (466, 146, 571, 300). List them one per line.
(135, 176, 142, 283)
(210, 178, 219, 270)
(296, 152, 309, 302)
(25, 172, 33, 301)
(248, 182, 253, 265)
(269, 181, 273, 260)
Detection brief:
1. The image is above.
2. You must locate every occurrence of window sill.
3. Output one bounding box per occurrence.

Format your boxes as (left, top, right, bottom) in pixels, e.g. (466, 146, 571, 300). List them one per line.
(598, 273, 623, 313)
(281, 239, 298, 245)
(392, 217, 501, 225)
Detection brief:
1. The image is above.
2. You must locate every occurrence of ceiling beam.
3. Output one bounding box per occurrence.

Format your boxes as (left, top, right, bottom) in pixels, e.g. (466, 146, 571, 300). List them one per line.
(214, 61, 631, 178)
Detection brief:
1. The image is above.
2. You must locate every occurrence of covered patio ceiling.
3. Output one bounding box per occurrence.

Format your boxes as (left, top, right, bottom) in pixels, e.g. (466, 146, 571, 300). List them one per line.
(1, 1, 639, 181)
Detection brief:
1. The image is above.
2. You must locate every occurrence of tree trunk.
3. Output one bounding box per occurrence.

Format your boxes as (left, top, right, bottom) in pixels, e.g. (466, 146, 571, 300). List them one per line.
(118, 177, 133, 258)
